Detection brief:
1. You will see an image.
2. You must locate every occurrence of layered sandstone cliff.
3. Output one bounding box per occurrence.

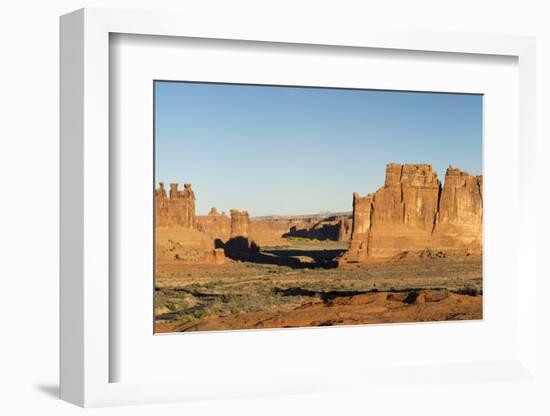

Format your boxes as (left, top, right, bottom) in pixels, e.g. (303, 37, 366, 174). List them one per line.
(155, 182, 196, 228)
(340, 163, 482, 263)
(155, 183, 226, 264)
(230, 209, 251, 239)
(432, 168, 483, 253)
(197, 207, 231, 242)
(155, 163, 481, 267)
(337, 218, 353, 241)
(342, 193, 374, 262)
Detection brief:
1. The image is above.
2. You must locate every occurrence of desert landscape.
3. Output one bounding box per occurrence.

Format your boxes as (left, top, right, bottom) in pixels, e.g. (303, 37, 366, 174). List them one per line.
(155, 163, 483, 333)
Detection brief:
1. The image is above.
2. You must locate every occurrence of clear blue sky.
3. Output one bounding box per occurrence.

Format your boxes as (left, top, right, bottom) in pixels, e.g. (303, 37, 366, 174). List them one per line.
(155, 81, 482, 216)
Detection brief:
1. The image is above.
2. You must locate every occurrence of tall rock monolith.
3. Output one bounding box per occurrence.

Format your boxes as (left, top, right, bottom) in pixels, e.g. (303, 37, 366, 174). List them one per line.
(339, 163, 483, 263)
(368, 163, 441, 257)
(432, 167, 483, 254)
(155, 182, 196, 228)
(230, 209, 250, 239)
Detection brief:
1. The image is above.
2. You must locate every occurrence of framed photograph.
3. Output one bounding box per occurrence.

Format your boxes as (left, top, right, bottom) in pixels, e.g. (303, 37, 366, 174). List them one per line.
(60, 8, 538, 408)
(153, 81, 484, 334)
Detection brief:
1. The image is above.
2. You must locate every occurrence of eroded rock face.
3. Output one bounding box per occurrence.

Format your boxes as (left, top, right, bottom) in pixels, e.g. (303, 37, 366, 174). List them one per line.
(224, 209, 259, 259)
(372, 163, 440, 227)
(437, 168, 482, 225)
(432, 168, 483, 254)
(155, 227, 215, 264)
(342, 193, 374, 262)
(368, 164, 441, 257)
(337, 217, 353, 242)
(340, 163, 482, 263)
(155, 184, 228, 265)
(155, 182, 196, 228)
(249, 220, 292, 246)
(197, 207, 231, 242)
(230, 209, 250, 239)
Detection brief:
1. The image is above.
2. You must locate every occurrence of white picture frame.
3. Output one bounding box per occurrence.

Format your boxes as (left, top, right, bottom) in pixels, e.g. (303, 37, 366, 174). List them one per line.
(60, 7, 538, 408)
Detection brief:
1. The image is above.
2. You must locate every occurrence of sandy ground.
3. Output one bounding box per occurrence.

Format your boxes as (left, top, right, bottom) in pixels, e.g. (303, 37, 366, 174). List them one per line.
(155, 241, 482, 333)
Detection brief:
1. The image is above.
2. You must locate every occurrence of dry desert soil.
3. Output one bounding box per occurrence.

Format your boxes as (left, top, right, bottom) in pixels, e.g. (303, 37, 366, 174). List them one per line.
(155, 240, 482, 333)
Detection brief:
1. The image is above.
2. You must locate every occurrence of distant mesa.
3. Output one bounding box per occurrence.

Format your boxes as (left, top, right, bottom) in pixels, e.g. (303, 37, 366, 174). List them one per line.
(282, 216, 352, 241)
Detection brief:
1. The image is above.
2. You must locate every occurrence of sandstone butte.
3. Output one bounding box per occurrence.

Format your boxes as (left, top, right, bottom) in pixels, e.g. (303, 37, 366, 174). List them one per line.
(154, 162, 482, 264)
(339, 163, 482, 263)
(155, 182, 196, 228)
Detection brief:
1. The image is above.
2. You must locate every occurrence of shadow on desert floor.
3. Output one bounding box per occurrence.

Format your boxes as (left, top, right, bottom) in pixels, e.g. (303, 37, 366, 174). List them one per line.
(217, 236, 345, 269)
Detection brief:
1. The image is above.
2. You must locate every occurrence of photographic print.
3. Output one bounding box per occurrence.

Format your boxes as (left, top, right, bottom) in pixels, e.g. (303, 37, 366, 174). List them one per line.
(154, 81, 483, 333)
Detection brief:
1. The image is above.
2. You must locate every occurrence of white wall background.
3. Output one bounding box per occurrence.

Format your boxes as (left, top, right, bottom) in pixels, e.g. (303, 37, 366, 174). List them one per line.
(0, 1, 548, 415)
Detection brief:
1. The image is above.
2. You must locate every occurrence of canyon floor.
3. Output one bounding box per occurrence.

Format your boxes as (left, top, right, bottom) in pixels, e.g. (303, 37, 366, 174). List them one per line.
(155, 239, 482, 333)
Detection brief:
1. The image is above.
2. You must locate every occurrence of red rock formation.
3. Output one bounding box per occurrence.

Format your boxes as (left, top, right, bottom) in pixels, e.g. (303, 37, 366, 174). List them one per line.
(155, 226, 215, 264)
(197, 207, 231, 242)
(368, 164, 441, 257)
(341, 193, 374, 262)
(432, 167, 483, 254)
(230, 209, 250, 239)
(337, 217, 353, 241)
(155, 183, 228, 264)
(340, 163, 482, 263)
(155, 182, 196, 228)
(224, 209, 259, 258)
(249, 221, 289, 246)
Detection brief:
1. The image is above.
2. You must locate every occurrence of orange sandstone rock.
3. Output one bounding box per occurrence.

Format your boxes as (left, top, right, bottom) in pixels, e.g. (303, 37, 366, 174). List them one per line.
(368, 163, 441, 257)
(197, 207, 231, 242)
(340, 163, 482, 263)
(155, 182, 196, 228)
(230, 209, 250, 239)
(432, 167, 483, 254)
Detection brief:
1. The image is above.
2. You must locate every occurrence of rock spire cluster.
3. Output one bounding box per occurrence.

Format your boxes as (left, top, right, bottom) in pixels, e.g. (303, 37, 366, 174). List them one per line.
(340, 163, 482, 262)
